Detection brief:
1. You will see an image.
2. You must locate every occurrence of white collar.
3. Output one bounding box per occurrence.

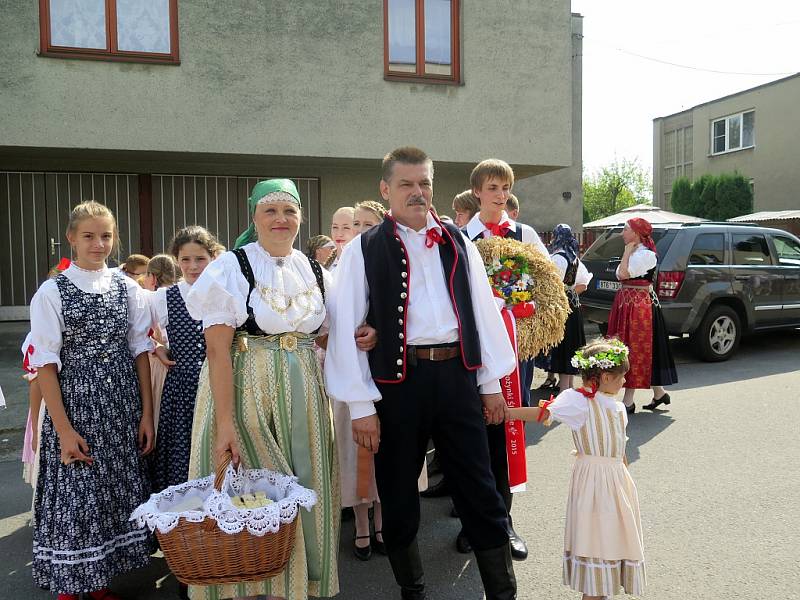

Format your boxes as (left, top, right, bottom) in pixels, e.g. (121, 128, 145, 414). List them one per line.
(392, 211, 442, 236)
(465, 211, 518, 239)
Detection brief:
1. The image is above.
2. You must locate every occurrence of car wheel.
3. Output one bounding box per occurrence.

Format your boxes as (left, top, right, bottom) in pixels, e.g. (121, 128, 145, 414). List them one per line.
(693, 305, 741, 362)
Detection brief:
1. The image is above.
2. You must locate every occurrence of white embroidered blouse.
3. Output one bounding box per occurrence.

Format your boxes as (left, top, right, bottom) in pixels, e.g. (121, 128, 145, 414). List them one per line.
(186, 243, 331, 334)
(28, 264, 154, 370)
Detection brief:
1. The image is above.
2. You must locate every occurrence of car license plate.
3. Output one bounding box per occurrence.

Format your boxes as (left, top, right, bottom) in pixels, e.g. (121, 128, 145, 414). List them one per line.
(597, 280, 621, 291)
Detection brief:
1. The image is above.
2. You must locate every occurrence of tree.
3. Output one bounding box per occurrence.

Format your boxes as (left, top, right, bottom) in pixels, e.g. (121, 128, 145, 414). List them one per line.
(583, 159, 652, 222)
(670, 172, 753, 220)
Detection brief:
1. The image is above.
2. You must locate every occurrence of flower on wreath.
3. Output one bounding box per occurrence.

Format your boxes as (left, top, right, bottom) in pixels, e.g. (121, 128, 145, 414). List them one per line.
(475, 236, 570, 361)
(570, 339, 630, 370)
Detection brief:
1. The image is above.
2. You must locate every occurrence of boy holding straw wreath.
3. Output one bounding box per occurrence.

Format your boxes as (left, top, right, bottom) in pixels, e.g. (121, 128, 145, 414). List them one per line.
(461, 159, 568, 561)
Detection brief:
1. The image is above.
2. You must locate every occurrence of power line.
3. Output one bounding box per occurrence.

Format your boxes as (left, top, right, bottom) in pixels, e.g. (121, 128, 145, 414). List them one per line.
(586, 38, 796, 77)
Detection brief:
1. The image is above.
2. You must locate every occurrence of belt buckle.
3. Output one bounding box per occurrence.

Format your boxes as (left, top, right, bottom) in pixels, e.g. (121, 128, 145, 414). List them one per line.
(430, 347, 442, 361)
(280, 334, 298, 352)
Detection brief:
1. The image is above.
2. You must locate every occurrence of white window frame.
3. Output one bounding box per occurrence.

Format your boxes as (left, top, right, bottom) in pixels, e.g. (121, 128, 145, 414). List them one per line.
(710, 110, 755, 156)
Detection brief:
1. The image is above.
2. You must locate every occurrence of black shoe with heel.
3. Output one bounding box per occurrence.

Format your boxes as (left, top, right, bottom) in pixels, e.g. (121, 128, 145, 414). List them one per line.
(643, 393, 671, 411)
(354, 534, 372, 561)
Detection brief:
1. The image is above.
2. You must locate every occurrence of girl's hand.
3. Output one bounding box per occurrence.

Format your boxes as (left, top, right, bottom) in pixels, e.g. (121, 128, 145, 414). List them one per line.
(59, 428, 93, 465)
(624, 242, 639, 254)
(355, 325, 378, 351)
(154, 345, 176, 368)
(315, 334, 329, 350)
(215, 421, 241, 469)
(138, 415, 155, 456)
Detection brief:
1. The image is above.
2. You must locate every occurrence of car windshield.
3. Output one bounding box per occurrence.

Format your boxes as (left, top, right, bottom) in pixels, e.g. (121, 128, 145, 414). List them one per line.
(583, 228, 669, 261)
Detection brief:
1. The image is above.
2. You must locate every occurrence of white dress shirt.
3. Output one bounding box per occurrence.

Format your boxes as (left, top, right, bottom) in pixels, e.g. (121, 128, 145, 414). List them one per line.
(616, 246, 657, 280)
(28, 264, 154, 370)
(325, 212, 516, 420)
(464, 211, 550, 258)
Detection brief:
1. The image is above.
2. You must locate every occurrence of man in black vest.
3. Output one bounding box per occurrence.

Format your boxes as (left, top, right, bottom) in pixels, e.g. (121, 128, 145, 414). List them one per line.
(325, 147, 518, 600)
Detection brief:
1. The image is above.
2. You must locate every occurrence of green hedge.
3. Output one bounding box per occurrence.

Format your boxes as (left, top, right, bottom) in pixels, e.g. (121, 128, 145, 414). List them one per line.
(671, 172, 753, 220)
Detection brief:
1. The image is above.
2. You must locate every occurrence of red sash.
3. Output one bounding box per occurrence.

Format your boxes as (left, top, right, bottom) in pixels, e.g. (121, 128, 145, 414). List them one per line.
(499, 309, 527, 489)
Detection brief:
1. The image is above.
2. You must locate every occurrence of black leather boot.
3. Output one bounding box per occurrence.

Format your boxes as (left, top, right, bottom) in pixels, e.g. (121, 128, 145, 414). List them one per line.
(474, 544, 517, 600)
(387, 539, 427, 600)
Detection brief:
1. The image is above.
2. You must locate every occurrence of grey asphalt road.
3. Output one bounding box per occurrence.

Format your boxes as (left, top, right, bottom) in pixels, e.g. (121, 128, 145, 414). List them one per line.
(1, 328, 799, 600)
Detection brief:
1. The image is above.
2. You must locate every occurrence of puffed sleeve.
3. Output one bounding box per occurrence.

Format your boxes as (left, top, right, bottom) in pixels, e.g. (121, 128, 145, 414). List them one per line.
(618, 247, 657, 279)
(521, 225, 551, 258)
(124, 277, 155, 357)
(324, 239, 382, 420)
(575, 260, 593, 286)
(28, 280, 65, 370)
(463, 236, 517, 395)
(186, 251, 249, 329)
(547, 389, 589, 431)
(551, 254, 568, 279)
(149, 287, 170, 332)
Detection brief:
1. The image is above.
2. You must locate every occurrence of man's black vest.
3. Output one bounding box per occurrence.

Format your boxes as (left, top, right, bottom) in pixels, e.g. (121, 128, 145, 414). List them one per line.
(361, 214, 482, 384)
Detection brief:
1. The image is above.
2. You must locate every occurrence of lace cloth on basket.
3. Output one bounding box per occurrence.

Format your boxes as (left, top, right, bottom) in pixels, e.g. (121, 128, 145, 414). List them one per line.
(131, 463, 317, 536)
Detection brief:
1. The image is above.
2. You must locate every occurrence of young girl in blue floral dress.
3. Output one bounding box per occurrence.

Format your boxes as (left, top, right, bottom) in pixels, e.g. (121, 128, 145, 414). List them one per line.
(28, 201, 155, 600)
(150, 226, 220, 494)
(509, 339, 646, 599)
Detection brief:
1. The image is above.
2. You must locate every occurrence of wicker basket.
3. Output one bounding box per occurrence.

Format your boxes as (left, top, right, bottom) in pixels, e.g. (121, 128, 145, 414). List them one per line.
(153, 455, 299, 586)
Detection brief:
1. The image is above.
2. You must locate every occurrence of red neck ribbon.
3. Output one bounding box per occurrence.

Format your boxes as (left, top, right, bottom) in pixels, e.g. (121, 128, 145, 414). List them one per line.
(486, 221, 511, 237)
(56, 257, 71, 271)
(425, 228, 445, 248)
(576, 384, 598, 400)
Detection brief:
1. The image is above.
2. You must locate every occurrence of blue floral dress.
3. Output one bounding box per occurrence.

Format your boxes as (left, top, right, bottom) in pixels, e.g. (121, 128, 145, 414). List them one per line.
(31, 271, 152, 594)
(151, 284, 206, 492)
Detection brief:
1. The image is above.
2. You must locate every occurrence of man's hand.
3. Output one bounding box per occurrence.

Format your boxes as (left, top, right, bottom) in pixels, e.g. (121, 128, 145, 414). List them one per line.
(481, 392, 507, 425)
(352, 414, 381, 454)
(355, 325, 378, 351)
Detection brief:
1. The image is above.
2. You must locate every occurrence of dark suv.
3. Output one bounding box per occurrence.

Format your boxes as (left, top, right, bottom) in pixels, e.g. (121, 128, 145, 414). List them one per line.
(580, 222, 800, 361)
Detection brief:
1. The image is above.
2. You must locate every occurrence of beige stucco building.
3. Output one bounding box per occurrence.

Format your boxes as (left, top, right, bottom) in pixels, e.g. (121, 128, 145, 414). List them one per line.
(0, 1, 581, 318)
(653, 73, 800, 212)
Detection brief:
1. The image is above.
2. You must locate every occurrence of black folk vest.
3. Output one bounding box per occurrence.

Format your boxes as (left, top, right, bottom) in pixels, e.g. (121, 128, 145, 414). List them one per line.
(361, 215, 482, 384)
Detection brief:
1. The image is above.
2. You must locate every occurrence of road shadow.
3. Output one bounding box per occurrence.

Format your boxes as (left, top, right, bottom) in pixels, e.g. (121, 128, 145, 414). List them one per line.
(338, 498, 486, 600)
(624, 409, 675, 464)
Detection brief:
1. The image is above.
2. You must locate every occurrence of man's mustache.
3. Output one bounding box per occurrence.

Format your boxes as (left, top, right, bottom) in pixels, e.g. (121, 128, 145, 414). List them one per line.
(407, 195, 426, 206)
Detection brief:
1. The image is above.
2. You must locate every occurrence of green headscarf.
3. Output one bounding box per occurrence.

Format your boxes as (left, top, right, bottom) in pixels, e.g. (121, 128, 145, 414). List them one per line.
(234, 178, 302, 249)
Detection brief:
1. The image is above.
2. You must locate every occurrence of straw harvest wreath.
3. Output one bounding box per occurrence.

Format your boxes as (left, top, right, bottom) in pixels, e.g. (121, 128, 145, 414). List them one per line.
(475, 237, 570, 361)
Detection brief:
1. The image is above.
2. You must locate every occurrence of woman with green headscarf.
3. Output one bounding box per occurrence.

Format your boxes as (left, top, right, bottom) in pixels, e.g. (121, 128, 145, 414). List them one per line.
(185, 179, 375, 600)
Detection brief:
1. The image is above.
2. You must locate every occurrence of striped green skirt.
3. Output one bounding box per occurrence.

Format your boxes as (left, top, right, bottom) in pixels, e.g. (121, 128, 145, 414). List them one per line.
(187, 333, 340, 600)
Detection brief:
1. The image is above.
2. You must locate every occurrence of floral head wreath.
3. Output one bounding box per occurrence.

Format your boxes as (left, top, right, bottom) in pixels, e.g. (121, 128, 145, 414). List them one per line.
(571, 339, 629, 370)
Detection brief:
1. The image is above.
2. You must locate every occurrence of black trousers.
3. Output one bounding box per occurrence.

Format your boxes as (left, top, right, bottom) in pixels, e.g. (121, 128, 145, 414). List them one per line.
(375, 357, 510, 552)
(486, 423, 513, 518)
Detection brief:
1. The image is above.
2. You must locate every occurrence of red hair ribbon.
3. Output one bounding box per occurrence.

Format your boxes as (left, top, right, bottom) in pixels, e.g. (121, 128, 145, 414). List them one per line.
(22, 344, 36, 374)
(627, 218, 656, 253)
(537, 394, 555, 422)
(56, 257, 71, 271)
(425, 228, 445, 248)
(576, 384, 598, 400)
(487, 221, 511, 237)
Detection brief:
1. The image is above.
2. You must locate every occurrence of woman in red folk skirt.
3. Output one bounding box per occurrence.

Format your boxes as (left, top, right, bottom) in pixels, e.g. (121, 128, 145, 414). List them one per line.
(607, 217, 678, 413)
